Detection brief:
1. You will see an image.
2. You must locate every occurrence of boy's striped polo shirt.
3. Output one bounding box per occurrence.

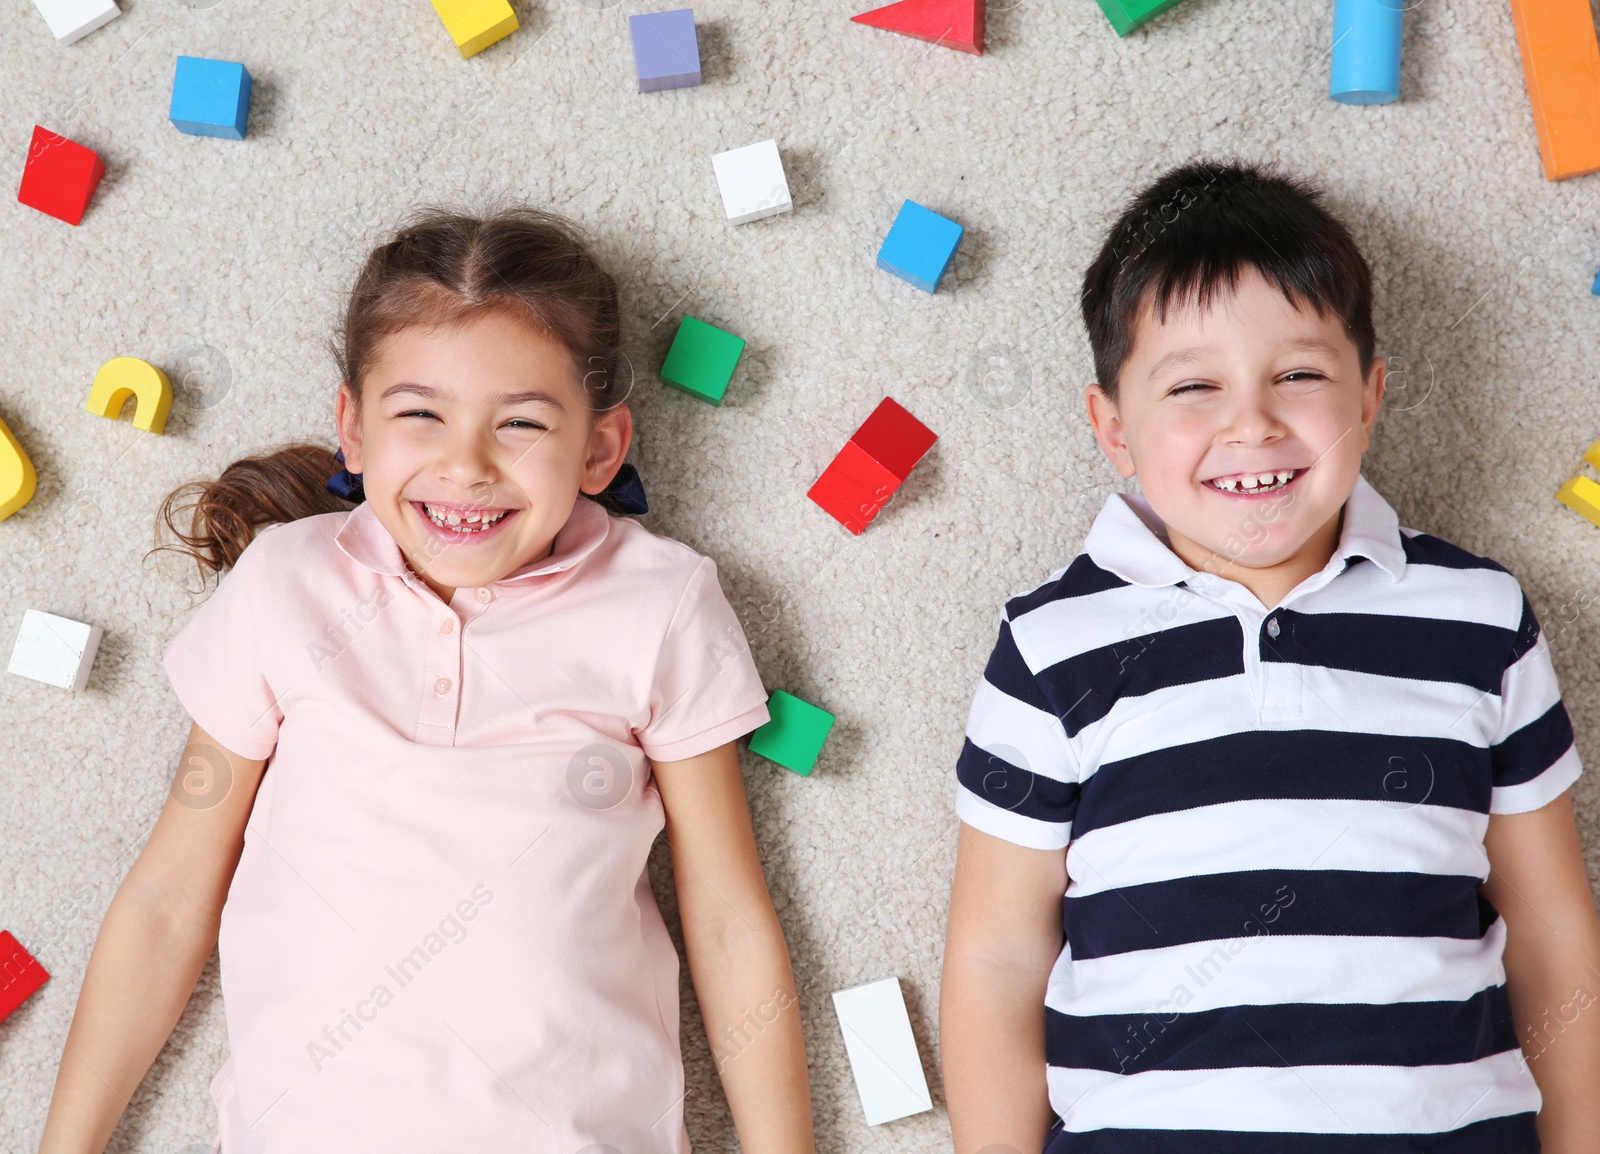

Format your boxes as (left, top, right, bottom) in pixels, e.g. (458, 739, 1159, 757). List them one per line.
(956, 474, 1580, 1152)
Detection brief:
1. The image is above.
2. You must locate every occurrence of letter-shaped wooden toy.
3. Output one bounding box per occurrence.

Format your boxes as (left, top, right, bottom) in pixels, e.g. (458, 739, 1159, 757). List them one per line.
(0, 413, 37, 521)
(85, 356, 172, 434)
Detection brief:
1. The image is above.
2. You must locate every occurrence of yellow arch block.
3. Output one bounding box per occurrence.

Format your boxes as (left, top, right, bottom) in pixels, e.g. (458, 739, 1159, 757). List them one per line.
(85, 357, 173, 434)
(0, 413, 38, 521)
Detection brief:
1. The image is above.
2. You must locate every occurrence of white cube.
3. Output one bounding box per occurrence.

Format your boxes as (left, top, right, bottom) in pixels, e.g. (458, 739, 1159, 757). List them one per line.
(711, 139, 793, 224)
(8, 609, 102, 691)
(832, 976, 933, 1126)
(32, 0, 121, 46)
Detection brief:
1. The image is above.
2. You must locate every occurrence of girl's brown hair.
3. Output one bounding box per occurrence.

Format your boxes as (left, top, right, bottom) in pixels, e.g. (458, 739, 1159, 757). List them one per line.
(149, 205, 625, 584)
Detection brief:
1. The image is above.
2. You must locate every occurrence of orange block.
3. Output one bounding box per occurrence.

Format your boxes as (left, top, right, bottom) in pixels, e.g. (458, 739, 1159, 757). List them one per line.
(1510, 0, 1600, 181)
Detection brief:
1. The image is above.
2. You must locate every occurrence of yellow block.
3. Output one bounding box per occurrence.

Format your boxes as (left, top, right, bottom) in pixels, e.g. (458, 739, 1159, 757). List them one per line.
(1582, 439, 1600, 472)
(430, 0, 518, 58)
(0, 412, 37, 521)
(1557, 474, 1600, 529)
(85, 356, 173, 435)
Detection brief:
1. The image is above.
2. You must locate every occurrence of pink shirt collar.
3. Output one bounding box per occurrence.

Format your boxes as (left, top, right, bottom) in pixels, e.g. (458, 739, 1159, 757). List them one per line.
(333, 496, 613, 588)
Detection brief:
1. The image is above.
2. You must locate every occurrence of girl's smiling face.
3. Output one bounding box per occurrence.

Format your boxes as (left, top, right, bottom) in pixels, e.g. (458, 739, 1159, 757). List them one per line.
(335, 308, 631, 602)
(1085, 265, 1385, 606)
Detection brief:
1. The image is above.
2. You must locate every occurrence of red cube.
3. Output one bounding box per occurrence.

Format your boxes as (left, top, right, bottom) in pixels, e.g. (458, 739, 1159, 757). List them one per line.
(17, 125, 106, 226)
(0, 930, 50, 1022)
(808, 396, 938, 535)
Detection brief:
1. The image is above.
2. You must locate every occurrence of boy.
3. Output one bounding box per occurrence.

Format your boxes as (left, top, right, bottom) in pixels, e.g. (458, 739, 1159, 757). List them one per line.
(941, 161, 1600, 1153)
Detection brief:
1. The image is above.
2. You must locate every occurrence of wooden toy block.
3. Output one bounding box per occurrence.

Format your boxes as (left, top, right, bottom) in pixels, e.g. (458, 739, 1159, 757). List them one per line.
(809, 397, 937, 535)
(1095, 0, 1186, 37)
(1582, 440, 1600, 471)
(86, 357, 173, 434)
(17, 125, 105, 226)
(1557, 475, 1600, 528)
(0, 414, 38, 522)
(1330, 0, 1401, 104)
(852, 0, 983, 55)
(631, 9, 701, 92)
(659, 316, 745, 405)
(851, 396, 939, 481)
(1592, 268, 1600, 295)
(0, 931, 49, 1023)
(170, 56, 252, 140)
(8, 609, 102, 691)
(832, 977, 933, 1125)
(711, 139, 792, 224)
(430, 0, 518, 58)
(31, 0, 120, 45)
(876, 200, 963, 294)
(748, 690, 835, 776)
(1510, 0, 1600, 180)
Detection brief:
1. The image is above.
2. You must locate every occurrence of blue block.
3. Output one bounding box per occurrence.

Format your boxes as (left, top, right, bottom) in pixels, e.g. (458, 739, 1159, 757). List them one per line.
(170, 55, 252, 140)
(1330, 0, 1402, 105)
(876, 200, 963, 294)
(630, 9, 701, 93)
(1592, 268, 1600, 296)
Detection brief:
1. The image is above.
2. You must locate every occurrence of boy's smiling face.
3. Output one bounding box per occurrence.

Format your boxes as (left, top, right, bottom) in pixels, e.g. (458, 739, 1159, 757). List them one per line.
(336, 308, 631, 603)
(1086, 265, 1384, 607)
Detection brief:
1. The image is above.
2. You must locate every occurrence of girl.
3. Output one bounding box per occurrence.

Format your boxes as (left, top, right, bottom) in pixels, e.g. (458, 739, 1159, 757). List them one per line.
(36, 208, 816, 1154)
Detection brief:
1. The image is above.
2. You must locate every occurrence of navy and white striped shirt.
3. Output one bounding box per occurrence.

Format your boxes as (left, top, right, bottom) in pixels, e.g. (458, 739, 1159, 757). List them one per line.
(956, 475, 1581, 1152)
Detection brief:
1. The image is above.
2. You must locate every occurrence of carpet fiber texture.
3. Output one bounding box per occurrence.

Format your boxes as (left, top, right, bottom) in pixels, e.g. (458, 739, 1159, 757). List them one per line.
(4, 0, 1600, 1151)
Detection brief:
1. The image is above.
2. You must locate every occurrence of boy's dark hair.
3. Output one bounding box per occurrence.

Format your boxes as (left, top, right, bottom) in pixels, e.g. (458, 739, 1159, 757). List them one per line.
(1080, 160, 1375, 401)
(149, 206, 625, 583)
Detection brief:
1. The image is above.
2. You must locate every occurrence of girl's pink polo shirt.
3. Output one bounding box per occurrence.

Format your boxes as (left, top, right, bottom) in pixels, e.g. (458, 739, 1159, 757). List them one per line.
(162, 495, 770, 1154)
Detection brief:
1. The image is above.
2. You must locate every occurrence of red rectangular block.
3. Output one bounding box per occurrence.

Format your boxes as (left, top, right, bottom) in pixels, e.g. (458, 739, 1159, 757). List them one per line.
(17, 125, 106, 226)
(0, 930, 50, 1022)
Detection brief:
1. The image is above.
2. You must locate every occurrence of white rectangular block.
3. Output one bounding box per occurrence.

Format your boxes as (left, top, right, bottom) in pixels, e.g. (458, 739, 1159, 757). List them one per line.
(711, 138, 793, 224)
(832, 976, 933, 1126)
(32, 0, 121, 46)
(8, 609, 102, 691)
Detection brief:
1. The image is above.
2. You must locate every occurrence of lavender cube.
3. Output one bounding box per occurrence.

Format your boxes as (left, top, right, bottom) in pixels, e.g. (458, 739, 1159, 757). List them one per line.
(630, 9, 701, 93)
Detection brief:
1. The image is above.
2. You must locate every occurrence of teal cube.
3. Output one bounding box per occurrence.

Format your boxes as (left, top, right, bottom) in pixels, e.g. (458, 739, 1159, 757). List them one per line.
(747, 690, 834, 776)
(659, 315, 745, 405)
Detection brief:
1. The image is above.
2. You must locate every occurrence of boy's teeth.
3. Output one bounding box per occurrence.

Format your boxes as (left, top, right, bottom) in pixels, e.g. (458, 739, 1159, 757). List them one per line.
(1211, 470, 1296, 493)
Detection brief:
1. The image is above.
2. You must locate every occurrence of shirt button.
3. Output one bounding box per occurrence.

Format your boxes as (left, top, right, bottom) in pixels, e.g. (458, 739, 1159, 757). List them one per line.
(475, 587, 491, 604)
(1266, 616, 1281, 639)
(439, 619, 454, 635)
(435, 677, 452, 695)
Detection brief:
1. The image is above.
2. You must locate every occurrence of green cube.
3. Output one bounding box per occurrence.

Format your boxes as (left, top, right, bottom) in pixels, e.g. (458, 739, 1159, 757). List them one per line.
(747, 690, 834, 776)
(659, 315, 746, 405)
(1096, 0, 1187, 36)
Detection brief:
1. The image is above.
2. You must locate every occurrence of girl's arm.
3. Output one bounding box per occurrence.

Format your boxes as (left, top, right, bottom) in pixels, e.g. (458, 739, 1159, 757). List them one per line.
(652, 741, 815, 1154)
(1482, 789, 1600, 1154)
(36, 722, 268, 1154)
(941, 820, 1066, 1154)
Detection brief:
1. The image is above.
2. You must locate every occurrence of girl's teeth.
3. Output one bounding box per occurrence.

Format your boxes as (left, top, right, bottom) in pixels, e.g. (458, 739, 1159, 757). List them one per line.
(423, 503, 508, 531)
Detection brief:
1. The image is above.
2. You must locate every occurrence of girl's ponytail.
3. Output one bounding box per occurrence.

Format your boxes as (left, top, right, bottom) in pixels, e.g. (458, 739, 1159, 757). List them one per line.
(148, 204, 626, 585)
(151, 443, 355, 582)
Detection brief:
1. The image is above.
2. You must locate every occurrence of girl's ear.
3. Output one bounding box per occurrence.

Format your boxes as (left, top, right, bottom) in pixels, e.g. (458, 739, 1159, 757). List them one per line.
(336, 382, 364, 474)
(1085, 383, 1137, 479)
(580, 401, 634, 496)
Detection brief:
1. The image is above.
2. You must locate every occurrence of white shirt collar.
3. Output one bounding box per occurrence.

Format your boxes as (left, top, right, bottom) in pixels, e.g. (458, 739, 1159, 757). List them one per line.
(1083, 473, 1406, 593)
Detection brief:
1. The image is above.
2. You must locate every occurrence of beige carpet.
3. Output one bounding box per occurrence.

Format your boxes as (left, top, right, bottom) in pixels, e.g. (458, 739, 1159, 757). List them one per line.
(4, 0, 1600, 1150)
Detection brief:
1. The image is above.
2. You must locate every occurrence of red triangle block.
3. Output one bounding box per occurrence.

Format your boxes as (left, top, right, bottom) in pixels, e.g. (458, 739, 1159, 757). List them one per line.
(852, 0, 984, 55)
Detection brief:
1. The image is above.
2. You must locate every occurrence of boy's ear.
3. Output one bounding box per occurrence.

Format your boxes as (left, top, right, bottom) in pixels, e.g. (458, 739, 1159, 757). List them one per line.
(335, 381, 363, 473)
(1085, 383, 1137, 479)
(1359, 356, 1386, 447)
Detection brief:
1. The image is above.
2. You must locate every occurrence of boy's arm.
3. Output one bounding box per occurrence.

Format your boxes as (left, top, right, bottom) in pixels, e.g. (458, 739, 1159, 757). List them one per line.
(1481, 789, 1600, 1154)
(652, 741, 815, 1154)
(941, 820, 1067, 1154)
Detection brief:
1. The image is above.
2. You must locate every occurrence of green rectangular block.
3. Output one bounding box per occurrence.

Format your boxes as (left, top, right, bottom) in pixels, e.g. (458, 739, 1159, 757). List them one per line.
(1096, 0, 1187, 36)
(747, 690, 834, 776)
(659, 315, 746, 405)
